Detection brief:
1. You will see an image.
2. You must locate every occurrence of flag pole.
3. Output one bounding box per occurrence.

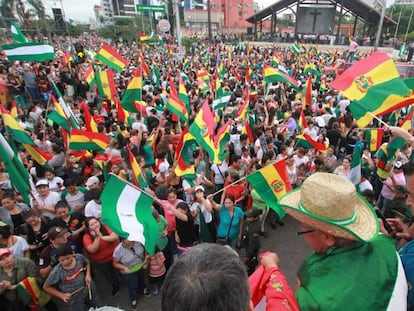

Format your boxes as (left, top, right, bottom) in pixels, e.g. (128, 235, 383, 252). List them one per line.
(108, 173, 157, 201)
(366, 111, 389, 128)
(210, 175, 247, 198)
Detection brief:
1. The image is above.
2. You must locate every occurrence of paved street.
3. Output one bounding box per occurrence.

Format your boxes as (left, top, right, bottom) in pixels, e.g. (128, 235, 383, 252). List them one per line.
(94, 215, 311, 311)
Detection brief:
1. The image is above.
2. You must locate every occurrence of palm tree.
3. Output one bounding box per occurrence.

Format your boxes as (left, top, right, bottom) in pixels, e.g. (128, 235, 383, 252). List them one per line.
(0, 0, 16, 21)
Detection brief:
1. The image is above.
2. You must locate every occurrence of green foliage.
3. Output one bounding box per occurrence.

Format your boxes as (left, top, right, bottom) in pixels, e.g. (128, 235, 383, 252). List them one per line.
(387, 4, 414, 41)
(181, 37, 198, 54)
(97, 15, 154, 42)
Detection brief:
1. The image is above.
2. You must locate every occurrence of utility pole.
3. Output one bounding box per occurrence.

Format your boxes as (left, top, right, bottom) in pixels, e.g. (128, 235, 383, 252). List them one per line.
(394, 8, 403, 44)
(405, 6, 414, 43)
(174, 0, 182, 49)
(374, 0, 386, 51)
(207, 0, 212, 43)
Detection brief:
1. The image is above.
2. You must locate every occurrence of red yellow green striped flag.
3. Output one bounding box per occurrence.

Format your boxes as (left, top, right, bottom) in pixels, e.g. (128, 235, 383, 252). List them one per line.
(96, 43, 127, 72)
(330, 52, 414, 128)
(302, 77, 312, 109)
(167, 89, 189, 124)
(47, 95, 71, 132)
(295, 134, 328, 152)
(69, 129, 109, 151)
(79, 102, 98, 132)
(364, 128, 384, 152)
(138, 54, 150, 77)
(400, 107, 413, 131)
(0, 105, 32, 144)
(22, 144, 52, 166)
(16, 276, 50, 309)
(121, 66, 146, 112)
(213, 120, 231, 163)
(10, 100, 18, 119)
(246, 158, 292, 217)
(127, 145, 148, 189)
(263, 64, 299, 89)
(245, 67, 254, 84)
(140, 33, 150, 41)
(95, 69, 117, 101)
(236, 97, 250, 120)
(179, 78, 190, 114)
(85, 64, 95, 87)
(298, 109, 308, 132)
(189, 99, 216, 162)
(174, 129, 197, 178)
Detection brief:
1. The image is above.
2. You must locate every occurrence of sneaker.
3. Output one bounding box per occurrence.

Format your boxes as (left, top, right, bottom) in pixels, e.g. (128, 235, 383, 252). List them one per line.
(143, 288, 151, 297)
(152, 287, 159, 296)
(131, 300, 137, 307)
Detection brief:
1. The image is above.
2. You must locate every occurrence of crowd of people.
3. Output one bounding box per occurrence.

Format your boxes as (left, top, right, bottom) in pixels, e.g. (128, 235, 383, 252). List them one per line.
(0, 33, 413, 311)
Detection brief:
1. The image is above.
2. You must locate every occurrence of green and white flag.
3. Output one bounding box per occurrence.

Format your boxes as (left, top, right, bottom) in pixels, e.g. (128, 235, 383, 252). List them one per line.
(10, 20, 28, 43)
(349, 143, 362, 186)
(101, 175, 158, 254)
(2, 42, 54, 61)
(0, 133, 31, 204)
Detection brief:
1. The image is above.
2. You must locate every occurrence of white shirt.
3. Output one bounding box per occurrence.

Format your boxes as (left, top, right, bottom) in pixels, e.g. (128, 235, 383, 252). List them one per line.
(32, 191, 61, 219)
(10, 236, 29, 259)
(85, 200, 102, 218)
(211, 161, 228, 184)
(131, 121, 148, 132)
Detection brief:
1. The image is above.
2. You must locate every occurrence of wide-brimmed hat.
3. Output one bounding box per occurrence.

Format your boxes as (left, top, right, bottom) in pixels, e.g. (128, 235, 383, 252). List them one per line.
(279, 173, 379, 242)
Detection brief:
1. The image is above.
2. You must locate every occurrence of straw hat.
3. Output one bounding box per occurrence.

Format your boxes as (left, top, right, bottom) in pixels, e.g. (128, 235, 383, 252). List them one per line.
(279, 173, 379, 242)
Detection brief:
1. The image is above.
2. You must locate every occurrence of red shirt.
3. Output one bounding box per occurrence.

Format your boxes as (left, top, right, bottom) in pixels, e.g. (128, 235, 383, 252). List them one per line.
(83, 225, 118, 262)
(224, 183, 245, 203)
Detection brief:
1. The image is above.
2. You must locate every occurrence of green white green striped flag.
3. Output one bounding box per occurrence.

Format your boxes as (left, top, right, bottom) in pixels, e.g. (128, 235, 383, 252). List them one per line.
(2, 42, 54, 61)
(292, 42, 300, 54)
(10, 20, 28, 43)
(349, 143, 362, 186)
(101, 175, 158, 254)
(0, 133, 31, 204)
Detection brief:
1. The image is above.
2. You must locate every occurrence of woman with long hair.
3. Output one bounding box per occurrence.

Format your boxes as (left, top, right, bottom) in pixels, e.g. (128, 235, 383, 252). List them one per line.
(82, 217, 120, 296)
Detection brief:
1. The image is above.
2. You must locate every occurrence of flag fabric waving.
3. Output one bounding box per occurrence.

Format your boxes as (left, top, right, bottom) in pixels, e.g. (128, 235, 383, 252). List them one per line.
(263, 64, 299, 89)
(95, 70, 117, 101)
(2, 43, 54, 61)
(330, 52, 414, 128)
(0, 105, 33, 144)
(101, 174, 158, 254)
(127, 146, 148, 189)
(189, 100, 216, 162)
(50, 82, 80, 129)
(246, 159, 292, 218)
(16, 277, 51, 310)
(10, 20, 28, 43)
(364, 128, 384, 152)
(0, 133, 31, 204)
(96, 43, 127, 72)
(68, 130, 109, 151)
(121, 66, 146, 112)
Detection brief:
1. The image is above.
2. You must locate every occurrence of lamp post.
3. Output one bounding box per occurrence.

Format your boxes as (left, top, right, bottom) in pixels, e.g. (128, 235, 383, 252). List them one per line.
(405, 6, 414, 43)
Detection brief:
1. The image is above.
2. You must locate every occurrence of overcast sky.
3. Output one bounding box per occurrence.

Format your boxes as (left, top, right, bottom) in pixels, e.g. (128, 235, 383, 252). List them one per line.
(43, 0, 277, 22)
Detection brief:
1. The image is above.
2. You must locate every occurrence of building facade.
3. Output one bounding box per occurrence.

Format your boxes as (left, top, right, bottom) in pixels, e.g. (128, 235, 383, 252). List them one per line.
(183, 0, 255, 33)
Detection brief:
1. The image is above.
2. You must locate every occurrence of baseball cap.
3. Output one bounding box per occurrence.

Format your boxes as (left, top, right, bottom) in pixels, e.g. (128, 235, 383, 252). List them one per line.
(0, 248, 11, 257)
(86, 176, 100, 188)
(48, 226, 67, 240)
(36, 179, 49, 187)
(194, 185, 205, 192)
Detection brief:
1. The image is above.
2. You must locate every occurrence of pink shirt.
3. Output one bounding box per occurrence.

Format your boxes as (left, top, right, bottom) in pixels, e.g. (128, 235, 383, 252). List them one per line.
(161, 199, 183, 235)
(381, 172, 406, 200)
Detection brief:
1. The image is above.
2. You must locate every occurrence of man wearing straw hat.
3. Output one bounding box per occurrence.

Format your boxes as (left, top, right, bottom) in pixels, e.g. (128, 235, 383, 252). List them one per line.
(266, 172, 408, 310)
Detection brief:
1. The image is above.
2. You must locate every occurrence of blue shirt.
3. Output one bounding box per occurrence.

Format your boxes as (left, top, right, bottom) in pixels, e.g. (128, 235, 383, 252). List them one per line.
(217, 206, 244, 242)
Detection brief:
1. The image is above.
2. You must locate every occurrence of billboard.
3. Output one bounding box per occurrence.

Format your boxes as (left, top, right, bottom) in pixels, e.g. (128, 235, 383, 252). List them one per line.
(297, 7, 335, 34)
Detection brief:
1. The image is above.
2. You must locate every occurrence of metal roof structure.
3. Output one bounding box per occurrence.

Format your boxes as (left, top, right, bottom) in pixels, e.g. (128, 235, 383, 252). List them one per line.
(246, 0, 396, 26)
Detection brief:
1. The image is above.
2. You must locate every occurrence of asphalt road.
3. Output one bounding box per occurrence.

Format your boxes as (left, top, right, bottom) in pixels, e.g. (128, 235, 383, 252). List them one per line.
(92, 215, 311, 311)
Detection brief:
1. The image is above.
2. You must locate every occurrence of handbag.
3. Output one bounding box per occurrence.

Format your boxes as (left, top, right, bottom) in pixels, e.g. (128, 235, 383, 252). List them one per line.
(216, 213, 234, 246)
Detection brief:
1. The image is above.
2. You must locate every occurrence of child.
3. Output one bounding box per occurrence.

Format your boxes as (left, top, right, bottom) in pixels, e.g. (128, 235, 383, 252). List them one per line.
(147, 251, 166, 296)
(43, 245, 102, 310)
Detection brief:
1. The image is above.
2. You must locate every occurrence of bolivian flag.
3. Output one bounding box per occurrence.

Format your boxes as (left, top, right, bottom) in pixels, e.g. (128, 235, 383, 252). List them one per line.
(85, 64, 95, 87)
(16, 277, 50, 309)
(246, 159, 292, 217)
(167, 91, 188, 124)
(127, 146, 148, 189)
(95, 70, 117, 101)
(213, 120, 231, 164)
(189, 99, 216, 162)
(330, 52, 414, 128)
(364, 128, 384, 152)
(96, 43, 127, 72)
(47, 95, 71, 131)
(69, 129, 110, 151)
(263, 64, 299, 90)
(121, 66, 146, 113)
(0, 105, 33, 144)
(400, 106, 413, 131)
(140, 33, 150, 42)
